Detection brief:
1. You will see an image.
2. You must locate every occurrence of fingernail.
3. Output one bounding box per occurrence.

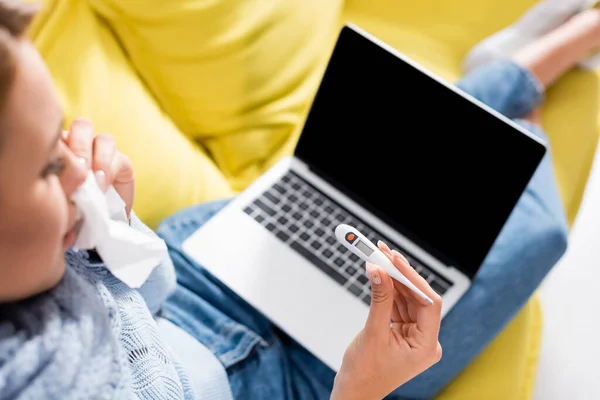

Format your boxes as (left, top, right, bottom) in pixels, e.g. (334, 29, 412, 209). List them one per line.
(71, 118, 93, 136)
(73, 117, 92, 128)
(377, 240, 390, 252)
(392, 250, 410, 266)
(95, 170, 106, 191)
(366, 263, 381, 285)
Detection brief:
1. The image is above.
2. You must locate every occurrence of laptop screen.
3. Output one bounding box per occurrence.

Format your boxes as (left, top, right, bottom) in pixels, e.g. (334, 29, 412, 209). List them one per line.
(294, 25, 546, 278)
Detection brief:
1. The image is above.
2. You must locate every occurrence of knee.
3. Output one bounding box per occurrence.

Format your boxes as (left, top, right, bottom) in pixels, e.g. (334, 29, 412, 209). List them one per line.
(551, 216, 569, 259)
(536, 206, 569, 267)
(494, 187, 569, 280)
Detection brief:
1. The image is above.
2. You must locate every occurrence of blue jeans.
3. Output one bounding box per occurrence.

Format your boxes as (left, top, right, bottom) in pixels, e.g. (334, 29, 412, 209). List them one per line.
(157, 60, 568, 400)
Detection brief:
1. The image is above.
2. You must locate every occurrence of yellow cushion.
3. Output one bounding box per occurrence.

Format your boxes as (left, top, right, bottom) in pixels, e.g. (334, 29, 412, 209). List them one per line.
(27, 0, 234, 229)
(341, 0, 599, 227)
(436, 295, 543, 400)
(86, 0, 345, 192)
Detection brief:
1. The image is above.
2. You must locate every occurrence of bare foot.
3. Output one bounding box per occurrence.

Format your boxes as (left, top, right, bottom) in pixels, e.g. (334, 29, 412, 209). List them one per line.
(513, 6, 600, 88)
(564, 7, 600, 49)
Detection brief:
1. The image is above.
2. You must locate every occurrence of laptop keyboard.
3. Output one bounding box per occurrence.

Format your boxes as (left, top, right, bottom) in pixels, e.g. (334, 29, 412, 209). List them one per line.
(243, 171, 453, 306)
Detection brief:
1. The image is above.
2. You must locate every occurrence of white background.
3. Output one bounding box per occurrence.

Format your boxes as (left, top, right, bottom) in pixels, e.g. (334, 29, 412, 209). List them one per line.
(534, 143, 600, 399)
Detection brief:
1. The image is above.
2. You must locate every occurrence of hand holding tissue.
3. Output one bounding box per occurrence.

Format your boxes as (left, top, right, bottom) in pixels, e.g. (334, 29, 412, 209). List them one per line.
(72, 172, 168, 288)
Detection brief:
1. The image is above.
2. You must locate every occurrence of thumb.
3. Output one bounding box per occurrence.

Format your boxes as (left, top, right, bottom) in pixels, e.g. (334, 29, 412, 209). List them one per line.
(365, 262, 395, 335)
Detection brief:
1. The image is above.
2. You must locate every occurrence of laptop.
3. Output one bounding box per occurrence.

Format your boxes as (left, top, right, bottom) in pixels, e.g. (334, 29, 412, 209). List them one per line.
(182, 23, 547, 371)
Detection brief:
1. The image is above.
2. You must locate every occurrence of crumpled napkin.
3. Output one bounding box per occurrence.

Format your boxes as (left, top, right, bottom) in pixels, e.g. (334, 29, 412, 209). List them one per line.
(71, 172, 167, 288)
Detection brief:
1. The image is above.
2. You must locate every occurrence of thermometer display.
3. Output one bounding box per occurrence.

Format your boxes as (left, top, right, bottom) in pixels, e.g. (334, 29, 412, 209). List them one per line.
(354, 239, 374, 257)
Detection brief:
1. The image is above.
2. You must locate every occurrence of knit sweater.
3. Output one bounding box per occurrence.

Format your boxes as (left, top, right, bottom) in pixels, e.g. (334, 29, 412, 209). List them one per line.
(0, 213, 220, 399)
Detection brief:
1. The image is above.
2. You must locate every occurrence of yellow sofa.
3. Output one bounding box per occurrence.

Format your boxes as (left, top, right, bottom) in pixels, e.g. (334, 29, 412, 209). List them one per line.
(27, 0, 598, 398)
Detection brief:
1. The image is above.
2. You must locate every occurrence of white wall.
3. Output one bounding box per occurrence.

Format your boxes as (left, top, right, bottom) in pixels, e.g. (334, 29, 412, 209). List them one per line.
(535, 144, 600, 399)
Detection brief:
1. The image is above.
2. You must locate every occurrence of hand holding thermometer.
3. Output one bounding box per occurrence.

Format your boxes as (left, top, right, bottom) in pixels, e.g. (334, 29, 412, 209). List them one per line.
(335, 224, 433, 305)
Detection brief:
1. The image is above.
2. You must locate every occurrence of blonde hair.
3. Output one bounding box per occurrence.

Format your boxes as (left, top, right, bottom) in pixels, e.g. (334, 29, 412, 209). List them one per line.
(0, 0, 37, 112)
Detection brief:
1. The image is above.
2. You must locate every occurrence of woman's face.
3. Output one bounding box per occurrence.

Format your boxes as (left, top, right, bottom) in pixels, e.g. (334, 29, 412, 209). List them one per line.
(0, 39, 87, 302)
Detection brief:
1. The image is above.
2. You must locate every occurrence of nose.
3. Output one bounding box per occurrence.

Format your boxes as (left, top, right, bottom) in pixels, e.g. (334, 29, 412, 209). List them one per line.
(59, 144, 89, 197)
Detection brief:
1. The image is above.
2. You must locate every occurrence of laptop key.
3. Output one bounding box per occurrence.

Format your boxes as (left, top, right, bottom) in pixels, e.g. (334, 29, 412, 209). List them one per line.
(362, 294, 371, 306)
(326, 236, 336, 245)
(310, 210, 320, 218)
(277, 216, 288, 225)
(290, 242, 346, 286)
(276, 231, 290, 242)
(323, 249, 333, 258)
(303, 220, 314, 228)
(349, 253, 359, 262)
(266, 222, 276, 232)
(243, 206, 253, 215)
(348, 283, 362, 297)
(254, 199, 276, 217)
(255, 215, 265, 224)
(300, 232, 310, 242)
(289, 224, 299, 233)
(274, 184, 285, 194)
(321, 218, 332, 226)
(430, 280, 448, 295)
(292, 212, 302, 220)
(264, 191, 279, 205)
(282, 204, 292, 213)
(346, 265, 357, 276)
(357, 274, 369, 285)
(315, 228, 325, 237)
(310, 241, 322, 250)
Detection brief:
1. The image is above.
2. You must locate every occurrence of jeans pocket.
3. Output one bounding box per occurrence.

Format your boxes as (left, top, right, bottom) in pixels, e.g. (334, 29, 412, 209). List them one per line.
(214, 320, 270, 368)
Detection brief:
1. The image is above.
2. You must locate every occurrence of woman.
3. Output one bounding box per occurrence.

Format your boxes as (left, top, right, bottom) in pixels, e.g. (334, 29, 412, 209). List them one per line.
(0, 0, 596, 399)
(0, 2, 440, 399)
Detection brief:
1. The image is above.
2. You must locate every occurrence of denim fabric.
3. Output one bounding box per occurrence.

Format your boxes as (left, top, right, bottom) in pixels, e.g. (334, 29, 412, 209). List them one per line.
(455, 59, 545, 119)
(158, 59, 568, 400)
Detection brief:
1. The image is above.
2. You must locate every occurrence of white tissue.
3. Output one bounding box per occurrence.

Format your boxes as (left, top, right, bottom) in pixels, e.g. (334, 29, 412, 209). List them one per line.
(72, 172, 167, 288)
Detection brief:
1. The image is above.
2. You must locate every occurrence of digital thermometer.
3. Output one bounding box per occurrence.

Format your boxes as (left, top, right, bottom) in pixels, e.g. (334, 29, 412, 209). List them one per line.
(335, 224, 433, 305)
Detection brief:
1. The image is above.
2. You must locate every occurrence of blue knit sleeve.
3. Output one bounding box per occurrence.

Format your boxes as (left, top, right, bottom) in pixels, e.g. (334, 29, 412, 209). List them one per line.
(129, 211, 177, 315)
